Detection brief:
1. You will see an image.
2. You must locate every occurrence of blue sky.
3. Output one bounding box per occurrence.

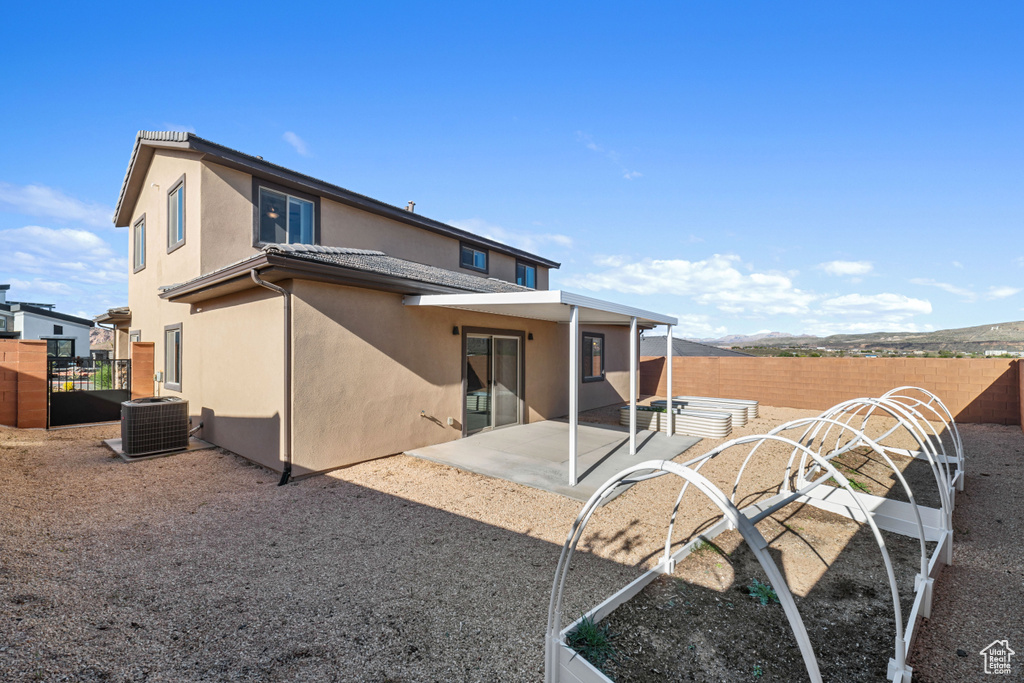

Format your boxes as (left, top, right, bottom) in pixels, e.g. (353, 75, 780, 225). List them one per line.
(1, 2, 1021, 337)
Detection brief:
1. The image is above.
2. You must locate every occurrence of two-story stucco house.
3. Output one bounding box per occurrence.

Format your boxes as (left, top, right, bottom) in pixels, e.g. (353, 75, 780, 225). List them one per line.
(112, 131, 675, 481)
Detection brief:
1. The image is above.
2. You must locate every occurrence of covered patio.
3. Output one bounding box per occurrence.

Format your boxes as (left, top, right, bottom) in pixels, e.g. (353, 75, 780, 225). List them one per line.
(404, 289, 688, 495)
(406, 420, 700, 502)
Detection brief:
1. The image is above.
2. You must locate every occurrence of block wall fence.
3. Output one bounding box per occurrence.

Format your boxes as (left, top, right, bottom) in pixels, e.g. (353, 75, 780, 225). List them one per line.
(640, 356, 1021, 426)
(0, 340, 156, 429)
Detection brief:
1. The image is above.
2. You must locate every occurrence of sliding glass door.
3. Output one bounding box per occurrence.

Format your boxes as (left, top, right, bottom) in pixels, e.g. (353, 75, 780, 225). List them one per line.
(465, 333, 521, 434)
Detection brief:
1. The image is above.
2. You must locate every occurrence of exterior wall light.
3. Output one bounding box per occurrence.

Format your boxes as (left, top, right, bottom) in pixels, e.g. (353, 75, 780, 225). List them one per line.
(452, 326, 460, 335)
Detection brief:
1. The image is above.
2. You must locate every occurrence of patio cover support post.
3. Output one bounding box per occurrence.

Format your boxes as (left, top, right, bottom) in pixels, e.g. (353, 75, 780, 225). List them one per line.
(666, 324, 673, 436)
(568, 304, 579, 486)
(629, 316, 637, 455)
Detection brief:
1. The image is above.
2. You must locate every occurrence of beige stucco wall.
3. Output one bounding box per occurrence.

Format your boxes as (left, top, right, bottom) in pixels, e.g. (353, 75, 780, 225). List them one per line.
(189, 159, 551, 289)
(127, 149, 204, 395)
(288, 280, 632, 475)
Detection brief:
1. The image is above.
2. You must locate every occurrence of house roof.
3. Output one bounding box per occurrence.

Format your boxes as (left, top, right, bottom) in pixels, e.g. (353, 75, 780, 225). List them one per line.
(404, 291, 677, 327)
(114, 131, 560, 269)
(0, 303, 94, 327)
(639, 335, 751, 357)
(94, 306, 131, 325)
(160, 244, 531, 304)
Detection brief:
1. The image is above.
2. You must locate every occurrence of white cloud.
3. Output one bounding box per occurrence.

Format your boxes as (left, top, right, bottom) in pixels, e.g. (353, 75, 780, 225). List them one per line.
(0, 225, 127, 289)
(450, 218, 572, 253)
(910, 277, 976, 301)
(987, 286, 1021, 300)
(283, 131, 310, 156)
(0, 183, 113, 227)
(665, 314, 728, 339)
(817, 293, 932, 317)
(576, 131, 642, 181)
(563, 253, 817, 316)
(818, 260, 873, 277)
(952, 261, 964, 269)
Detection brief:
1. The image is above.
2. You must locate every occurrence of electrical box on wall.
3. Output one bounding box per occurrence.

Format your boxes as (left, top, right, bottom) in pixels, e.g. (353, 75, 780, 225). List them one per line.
(154, 371, 164, 382)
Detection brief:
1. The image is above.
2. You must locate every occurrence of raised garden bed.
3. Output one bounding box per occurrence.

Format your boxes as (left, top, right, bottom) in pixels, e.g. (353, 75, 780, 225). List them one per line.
(550, 388, 963, 683)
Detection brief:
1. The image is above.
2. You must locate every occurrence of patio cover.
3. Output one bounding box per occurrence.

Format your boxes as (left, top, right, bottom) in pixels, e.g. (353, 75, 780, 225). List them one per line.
(404, 290, 679, 486)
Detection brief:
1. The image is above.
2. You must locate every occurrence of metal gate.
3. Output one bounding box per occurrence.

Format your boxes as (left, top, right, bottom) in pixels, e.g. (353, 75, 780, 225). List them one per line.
(47, 358, 131, 428)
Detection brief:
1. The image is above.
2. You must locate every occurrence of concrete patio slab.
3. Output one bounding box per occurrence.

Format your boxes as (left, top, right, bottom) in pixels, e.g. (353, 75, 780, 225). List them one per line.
(406, 420, 701, 502)
(103, 436, 216, 462)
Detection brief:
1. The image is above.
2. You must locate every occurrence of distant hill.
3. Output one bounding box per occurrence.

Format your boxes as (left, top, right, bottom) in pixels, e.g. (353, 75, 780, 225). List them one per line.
(695, 331, 812, 345)
(715, 321, 1024, 354)
(90, 327, 113, 350)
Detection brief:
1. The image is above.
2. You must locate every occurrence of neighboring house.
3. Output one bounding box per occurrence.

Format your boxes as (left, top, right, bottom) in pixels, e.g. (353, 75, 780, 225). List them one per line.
(112, 131, 675, 478)
(640, 335, 751, 358)
(0, 284, 93, 357)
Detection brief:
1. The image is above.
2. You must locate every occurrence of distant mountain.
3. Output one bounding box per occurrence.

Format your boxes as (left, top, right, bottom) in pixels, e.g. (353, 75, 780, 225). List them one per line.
(694, 331, 812, 346)
(711, 321, 1024, 354)
(90, 327, 113, 350)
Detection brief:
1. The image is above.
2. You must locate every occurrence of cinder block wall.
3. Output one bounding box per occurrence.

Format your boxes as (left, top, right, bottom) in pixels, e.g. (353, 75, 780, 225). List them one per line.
(0, 340, 47, 429)
(641, 356, 1020, 425)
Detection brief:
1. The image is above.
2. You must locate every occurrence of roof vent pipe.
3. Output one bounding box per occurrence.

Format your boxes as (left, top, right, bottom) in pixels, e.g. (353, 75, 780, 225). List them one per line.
(250, 269, 292, 486)
(406, 201, 415, 212)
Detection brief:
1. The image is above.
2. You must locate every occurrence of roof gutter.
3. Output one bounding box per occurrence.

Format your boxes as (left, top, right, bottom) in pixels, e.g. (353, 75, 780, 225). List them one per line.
(250, 269, 292, 486)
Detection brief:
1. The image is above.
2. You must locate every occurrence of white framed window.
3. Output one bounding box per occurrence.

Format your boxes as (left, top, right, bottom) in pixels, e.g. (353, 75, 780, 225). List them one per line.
(168, 176, 185, 252)
(164, 323, 182, 391)
(258, 187, 315, 244)
(133, 215, 146, 272)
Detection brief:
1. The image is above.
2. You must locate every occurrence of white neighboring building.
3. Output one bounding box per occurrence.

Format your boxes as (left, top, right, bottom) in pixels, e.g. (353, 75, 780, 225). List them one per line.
(0, 285, 94, 358)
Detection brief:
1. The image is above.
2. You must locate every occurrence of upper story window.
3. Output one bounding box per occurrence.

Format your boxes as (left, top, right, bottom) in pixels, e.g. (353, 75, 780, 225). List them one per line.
(0, 317, 7, 331)
(460, 243, 488, 273)
(167, 176, 185, 252)
(582, 332, 605, 383)
(516, 261, 537, 289)
(258, 187, 315, 244)
(133, 214, 146, 272)
(53, 324, 63, 335)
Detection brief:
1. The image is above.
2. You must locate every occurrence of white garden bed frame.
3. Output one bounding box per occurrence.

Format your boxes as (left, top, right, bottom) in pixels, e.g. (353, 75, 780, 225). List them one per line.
(546, 387, 963, 683)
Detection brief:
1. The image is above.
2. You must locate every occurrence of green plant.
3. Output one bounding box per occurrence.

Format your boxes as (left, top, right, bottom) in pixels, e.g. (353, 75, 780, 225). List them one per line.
(848, 479, 870, 493)
(753, 663, 764, 677)
(94, 363, 113, 389)
(565, 615, 618, 673)
(747, 578, 780, 606)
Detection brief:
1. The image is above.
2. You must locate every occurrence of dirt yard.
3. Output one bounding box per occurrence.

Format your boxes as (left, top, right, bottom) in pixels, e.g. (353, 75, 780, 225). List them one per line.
(0, 408, 1020, 682)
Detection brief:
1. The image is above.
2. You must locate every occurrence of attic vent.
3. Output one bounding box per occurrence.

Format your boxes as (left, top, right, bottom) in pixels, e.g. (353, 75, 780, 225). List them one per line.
(406, 201, 416, 213)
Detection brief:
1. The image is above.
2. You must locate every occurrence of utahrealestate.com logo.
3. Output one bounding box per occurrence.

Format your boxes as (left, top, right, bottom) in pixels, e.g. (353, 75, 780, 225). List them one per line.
(980, 639, 1015, 675)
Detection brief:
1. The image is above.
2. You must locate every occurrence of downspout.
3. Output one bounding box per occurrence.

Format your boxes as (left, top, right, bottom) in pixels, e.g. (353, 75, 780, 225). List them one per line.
(250, 269, 292, 486)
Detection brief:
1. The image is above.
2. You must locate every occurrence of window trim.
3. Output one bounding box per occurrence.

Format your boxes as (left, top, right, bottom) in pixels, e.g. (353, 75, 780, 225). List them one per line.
(516, 260, 537, 289)
(129, 330, 141, 343)
(45, 338, 75, 358)
(133, 213, 147, 273)
(581, 332, 606, 383)
(167, 175, 186, 254)
(460, 242, 489, 274)
(164, 323, 183, 392)
(252, 177, 321, 247)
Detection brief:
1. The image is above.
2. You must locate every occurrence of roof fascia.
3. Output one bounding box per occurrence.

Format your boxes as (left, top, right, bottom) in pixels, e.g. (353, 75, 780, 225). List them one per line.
(159, 253, 483, 305)
(113, 134, 193, 226)
(11, 304, 95, 327)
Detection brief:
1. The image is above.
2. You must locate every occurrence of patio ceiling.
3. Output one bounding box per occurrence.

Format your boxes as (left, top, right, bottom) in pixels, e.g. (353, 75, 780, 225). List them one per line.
(402, 290, 677, 327)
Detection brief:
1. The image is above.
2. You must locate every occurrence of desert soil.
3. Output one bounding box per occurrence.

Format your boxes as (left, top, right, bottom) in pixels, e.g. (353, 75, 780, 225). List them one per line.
(0, 407, 1020, 682)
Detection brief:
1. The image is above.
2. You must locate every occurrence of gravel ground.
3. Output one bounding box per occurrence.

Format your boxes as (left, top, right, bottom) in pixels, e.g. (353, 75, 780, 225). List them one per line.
(0, 408, 1019, 681)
